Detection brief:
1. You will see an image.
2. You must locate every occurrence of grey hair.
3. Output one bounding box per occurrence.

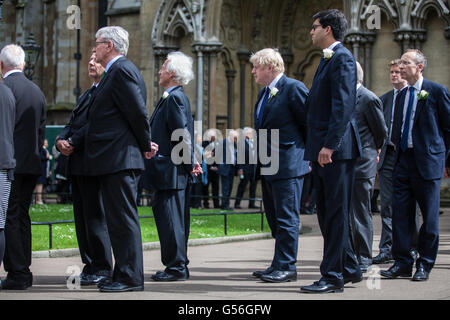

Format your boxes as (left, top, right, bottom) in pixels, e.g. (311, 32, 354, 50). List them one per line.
(95, 26, 129, 56)
(0, 44, 25, 68)
(405, 49, 427, 69)
(356, 61, 364, 84)
(166, 51, 194, 85)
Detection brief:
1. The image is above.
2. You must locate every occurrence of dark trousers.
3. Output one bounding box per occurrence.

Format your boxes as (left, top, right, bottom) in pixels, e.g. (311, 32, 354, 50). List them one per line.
(98, 170, 144, 286)
(312, 160, 360, 286)
(220, 171, 235, 208)
(392, 149, 440, 272)
(235, 175, 257, 207)
(153, 185, 190, 276)
(3, 174, 38, 280)
(261, 176, 303, 271)
(72, 175, 112, 276)
(202, 169, 219, 207)
(190, 182, 202, 208)
(349, 176, 375, 266)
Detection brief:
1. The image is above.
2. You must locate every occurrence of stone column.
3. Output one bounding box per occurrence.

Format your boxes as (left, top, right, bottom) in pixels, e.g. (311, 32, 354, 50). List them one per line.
(192, 44, 204, 124)
(225, 70, 236, 128)
(237, 48, 250, 129)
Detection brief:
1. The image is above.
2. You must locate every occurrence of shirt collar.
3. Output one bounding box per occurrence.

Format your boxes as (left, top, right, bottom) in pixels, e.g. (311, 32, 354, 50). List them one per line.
(267, 73, 284, 90)
(166, 86, 180, 94)
(410, 76, 424, 92)
(105, 55, 123, 73)
(357, 83, 362, 90)
(3, 69, 22, 79)
(328, 41, 341, 51)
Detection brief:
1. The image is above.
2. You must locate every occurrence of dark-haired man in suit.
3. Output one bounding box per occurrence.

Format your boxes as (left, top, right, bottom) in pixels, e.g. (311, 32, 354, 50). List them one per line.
(0, 44, 46, 290)
(56, 49, 112, 286)
(85, 26, 156, 292)
(250, 48, 309, 283)
(301, 9, 363, 294)
(380, 49, 449, 282)
(147, 51, 201, 282)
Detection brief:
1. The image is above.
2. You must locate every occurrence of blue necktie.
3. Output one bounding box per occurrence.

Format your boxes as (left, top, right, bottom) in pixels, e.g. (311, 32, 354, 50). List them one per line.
(400, 86, 415, 151)
(257, 87, 270, 127)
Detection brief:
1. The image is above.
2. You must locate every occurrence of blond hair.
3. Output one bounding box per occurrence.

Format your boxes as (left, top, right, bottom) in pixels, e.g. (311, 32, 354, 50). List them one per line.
(249, 48, 285, 74)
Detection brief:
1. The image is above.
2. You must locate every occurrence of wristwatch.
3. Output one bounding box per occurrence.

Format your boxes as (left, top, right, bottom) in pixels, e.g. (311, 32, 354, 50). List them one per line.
(67, 137, 74, 146)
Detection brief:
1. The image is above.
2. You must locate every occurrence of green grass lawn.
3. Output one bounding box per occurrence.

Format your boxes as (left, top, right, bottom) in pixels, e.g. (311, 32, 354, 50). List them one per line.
(30, 204, 268, 251)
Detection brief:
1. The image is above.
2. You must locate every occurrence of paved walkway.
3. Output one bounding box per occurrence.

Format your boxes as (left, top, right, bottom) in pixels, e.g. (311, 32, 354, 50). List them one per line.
(1, 208, 449, 301)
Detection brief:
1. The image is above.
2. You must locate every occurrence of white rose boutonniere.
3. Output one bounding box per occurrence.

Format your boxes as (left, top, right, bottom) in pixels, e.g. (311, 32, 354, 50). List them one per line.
(323, 48, 335, 61)
(162, 91, 169, 99)
(269, 87, 279, 101)
(417, 90, 429, 101)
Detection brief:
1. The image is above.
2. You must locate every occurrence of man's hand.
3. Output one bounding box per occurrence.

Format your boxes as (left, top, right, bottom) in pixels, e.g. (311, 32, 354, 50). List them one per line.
(318, 147, 334, 167)
(56, 139, 74, 156)
(144, 141, 159, 159)
(191, 163, 203, 176)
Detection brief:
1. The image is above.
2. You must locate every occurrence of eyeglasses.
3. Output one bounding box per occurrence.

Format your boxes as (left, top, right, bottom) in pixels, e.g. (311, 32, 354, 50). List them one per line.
(399, 60, 414, 66)
(311, 24, 323, 31)
(94, 41, 109, 47)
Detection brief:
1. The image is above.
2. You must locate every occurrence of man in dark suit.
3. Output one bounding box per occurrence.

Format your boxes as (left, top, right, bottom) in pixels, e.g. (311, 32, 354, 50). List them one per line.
(147, 51, 201, 282)
(217, 130, 238, 211)
(202, 130, 220, 209)
(300, 9, 363, 294)
(250, 48, 309, 283)
(381, 49, 450, 281)
(349, 62, 387, 273)
(373, 59, 408, 264)
(85, 26, 156, 292)
(235, 127, 258, 209)
(55, 50, 112, 286)
(0, 44, 46, 290)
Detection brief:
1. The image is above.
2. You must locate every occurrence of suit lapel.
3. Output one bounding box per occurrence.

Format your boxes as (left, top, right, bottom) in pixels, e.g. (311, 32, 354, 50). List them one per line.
(260, 75, 286, 127)
(413, 78, 429, 126)
(254, 88, 265, 127)
(384, 90, 394, 126)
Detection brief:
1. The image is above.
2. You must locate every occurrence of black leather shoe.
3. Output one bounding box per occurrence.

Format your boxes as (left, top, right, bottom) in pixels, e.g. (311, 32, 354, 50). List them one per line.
(359, 264, 371, 273)
(372, 252, 394, 264)
(300, 280, 343, 294)
(1, 277, 32, 290)
(99, 281, 144, 292)
(260, 270, 297, 283)
(344, 274, 363, 284)
(412, 267, 429, 281)
(151, 271, 189, 282)
(80, 273, 111, 286)
(380, 264, 412, 279)
(410, 249, 419, 262)
(252, 266, 274, 278)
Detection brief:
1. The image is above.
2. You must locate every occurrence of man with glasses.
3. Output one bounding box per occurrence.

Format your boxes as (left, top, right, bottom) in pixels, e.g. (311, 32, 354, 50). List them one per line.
(84, 26, 157, 292)
(380, 49, 449, 282)
(301, 9, 362, 294)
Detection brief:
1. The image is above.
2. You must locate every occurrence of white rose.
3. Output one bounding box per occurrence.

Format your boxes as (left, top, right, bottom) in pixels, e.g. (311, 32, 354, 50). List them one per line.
(270, 87, 279, 98)
(417, 90, 429, 100)
(162, 91, 169, 99)
(323, 48, 334, 60)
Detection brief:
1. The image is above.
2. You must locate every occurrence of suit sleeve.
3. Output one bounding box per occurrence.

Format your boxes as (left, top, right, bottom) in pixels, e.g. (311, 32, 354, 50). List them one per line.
(364, 95, 387, 149)
(38, 95, 47, 149)
(324, 52, 357, 150)
(167, 94, 194, 168)
(111, 66, 151, 152)
(437, 85, 450, 153)
(288, 81, 309, 135)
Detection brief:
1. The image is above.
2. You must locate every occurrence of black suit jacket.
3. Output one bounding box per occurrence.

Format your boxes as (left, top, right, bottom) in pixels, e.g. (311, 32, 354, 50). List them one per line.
(56, 86, 96, 175)
(3, 72, 46, 175)
(84, 57, 151, 175)
(0, 83, 16, 172)
(147, 86, 194, 190)
(377, 89, 395, 170)
(305, 43, 362, 161)
(354, 85, 387, 178)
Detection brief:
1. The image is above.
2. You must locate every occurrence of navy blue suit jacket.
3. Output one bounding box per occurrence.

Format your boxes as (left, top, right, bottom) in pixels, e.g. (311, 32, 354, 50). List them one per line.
(85, 56, 151, 175)
(394, 78, 450, 180)
(305, 43, 362, 161)
(147, 86, 194, 190)
(254, 74, 310, 181)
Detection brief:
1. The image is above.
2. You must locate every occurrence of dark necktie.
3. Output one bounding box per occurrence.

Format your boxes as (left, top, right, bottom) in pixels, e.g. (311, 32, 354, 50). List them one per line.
(257, 87, 270, 127)
(400, 86, 415, 151)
